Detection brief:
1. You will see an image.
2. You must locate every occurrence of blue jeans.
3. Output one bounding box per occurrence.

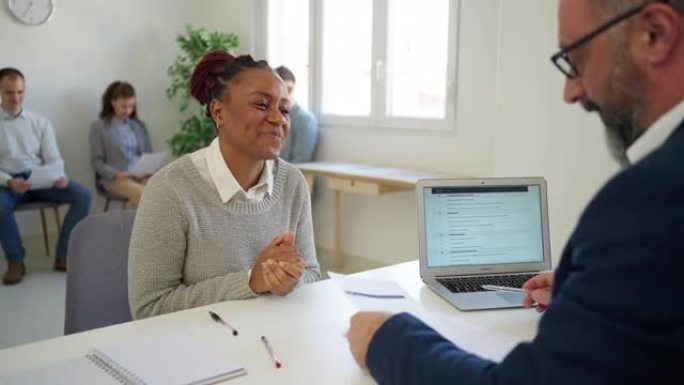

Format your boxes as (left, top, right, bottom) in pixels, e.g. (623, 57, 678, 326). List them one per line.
(0, 174, 91, 262)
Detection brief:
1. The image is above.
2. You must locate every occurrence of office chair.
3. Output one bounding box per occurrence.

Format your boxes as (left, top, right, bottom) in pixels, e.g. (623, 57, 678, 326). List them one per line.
(64, 210, 136, 334)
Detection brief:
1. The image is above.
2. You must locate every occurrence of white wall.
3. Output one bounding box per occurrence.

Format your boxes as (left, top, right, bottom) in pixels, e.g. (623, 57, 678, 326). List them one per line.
(0, 0, 255, 242)
(491, 0, 619, 263)
(184, 0, 259, 55)
(310, 0, 619, 266)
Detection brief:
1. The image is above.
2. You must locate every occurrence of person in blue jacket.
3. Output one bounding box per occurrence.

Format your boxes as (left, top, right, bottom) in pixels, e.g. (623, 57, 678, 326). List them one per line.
(347, 0, 684, 384)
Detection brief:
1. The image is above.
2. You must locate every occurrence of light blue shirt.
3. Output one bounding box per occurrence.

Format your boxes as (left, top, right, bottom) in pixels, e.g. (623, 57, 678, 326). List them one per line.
(0, 108, 65, 185)
(111, 118, 141, 171)
(279, 103, 319, 163)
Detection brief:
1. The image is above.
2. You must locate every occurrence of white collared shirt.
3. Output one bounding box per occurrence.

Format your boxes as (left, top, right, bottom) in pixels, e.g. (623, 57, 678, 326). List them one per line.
(190, 138, 274, 204)
(627, 100, 684, 164)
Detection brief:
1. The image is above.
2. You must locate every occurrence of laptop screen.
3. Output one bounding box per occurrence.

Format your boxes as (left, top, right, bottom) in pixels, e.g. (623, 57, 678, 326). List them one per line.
(423, 184, 545, 268)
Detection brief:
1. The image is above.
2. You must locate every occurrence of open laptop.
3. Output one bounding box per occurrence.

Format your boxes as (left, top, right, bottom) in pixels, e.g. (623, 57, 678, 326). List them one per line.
(417, 178, 552, 310)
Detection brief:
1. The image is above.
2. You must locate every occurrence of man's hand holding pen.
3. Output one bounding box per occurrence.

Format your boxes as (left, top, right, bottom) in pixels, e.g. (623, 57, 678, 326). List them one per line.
(522, 272, 554, 312)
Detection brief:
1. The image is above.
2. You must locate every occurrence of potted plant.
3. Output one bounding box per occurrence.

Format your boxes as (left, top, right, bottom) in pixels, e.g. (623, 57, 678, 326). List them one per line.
(166, 25, 239, 156)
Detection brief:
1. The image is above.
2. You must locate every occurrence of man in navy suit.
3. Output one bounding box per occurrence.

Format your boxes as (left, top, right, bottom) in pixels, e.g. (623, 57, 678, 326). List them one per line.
(347, 0, 684, 384)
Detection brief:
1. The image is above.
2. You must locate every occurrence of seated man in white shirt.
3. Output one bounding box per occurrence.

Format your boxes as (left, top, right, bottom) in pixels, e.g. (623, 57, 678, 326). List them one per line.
(0, 67, 91, 284)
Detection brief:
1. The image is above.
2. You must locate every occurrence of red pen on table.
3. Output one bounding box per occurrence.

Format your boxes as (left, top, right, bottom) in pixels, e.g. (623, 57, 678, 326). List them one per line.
(261, 336, 282, 369)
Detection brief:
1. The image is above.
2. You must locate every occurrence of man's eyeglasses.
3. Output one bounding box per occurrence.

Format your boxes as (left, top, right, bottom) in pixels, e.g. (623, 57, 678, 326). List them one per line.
(550, 1, 659, 78)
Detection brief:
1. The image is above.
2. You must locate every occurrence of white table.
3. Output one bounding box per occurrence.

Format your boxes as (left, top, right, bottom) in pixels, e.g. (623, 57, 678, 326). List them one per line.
(0, 261, 540, 384)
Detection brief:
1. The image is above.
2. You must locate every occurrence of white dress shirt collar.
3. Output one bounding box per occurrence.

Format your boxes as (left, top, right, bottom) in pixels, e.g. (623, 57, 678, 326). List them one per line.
(627, 100, 684, 164)
(0, 107, 26, 120)
(205, 138, 274, 204)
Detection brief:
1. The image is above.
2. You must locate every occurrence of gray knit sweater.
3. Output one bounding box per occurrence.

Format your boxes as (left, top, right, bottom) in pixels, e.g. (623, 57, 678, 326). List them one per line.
(128, 155, 320, 319)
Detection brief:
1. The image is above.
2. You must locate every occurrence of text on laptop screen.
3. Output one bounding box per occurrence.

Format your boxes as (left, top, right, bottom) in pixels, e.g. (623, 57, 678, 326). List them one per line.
(424, 185, 544, 267)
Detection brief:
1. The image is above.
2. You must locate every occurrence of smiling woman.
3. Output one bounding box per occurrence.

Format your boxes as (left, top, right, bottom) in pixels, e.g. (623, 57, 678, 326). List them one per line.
(127, 51, 321, 320)
(191, 51, 291, 163)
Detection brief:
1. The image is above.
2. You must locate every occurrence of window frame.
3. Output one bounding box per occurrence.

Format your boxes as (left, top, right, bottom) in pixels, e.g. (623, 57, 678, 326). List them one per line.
(261, 0, 461, 132)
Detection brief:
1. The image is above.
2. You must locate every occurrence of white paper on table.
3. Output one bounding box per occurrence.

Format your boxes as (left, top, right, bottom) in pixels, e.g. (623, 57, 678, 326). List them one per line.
(27, 164, 65, 190)
(329, 272, 521, 362)
(130, 152, 168, 177)
(412, 309, 521, 362)
(328, 271, 420, 313)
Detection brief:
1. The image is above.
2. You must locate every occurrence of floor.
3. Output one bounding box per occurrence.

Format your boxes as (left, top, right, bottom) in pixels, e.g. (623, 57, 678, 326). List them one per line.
(0, 235, 66, 350)
(0, 235, 388, 350)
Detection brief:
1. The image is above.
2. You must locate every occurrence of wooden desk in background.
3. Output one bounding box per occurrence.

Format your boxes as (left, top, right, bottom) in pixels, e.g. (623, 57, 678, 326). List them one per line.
(296, 162, 452, 267)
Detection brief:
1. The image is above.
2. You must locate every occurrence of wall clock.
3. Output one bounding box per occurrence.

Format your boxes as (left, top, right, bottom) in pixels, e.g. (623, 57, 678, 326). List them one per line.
(6, 0, 54, 25)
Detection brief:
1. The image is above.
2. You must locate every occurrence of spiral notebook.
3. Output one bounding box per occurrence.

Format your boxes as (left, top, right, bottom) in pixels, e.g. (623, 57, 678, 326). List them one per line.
(0, 333, 246, 385)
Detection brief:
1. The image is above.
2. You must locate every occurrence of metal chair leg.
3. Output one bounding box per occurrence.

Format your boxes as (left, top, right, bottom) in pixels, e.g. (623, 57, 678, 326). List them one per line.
(39, 208, 50, 256)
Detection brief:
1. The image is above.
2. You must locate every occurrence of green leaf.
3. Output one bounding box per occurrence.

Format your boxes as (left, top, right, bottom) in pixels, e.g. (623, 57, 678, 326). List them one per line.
(166, 24, 240, 156)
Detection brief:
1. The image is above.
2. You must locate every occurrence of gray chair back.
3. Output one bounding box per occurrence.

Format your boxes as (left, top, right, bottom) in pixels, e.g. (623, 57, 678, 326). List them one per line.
(64, 210, 137, 335)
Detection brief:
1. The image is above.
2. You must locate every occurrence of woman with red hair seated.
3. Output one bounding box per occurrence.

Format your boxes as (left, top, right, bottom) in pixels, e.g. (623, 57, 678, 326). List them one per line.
(127, 51, 320, 319)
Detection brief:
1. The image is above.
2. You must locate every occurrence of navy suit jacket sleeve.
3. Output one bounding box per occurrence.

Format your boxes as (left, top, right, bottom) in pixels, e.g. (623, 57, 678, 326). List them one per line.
(366, 125, 684, 385)
(368, 313, 498, 385)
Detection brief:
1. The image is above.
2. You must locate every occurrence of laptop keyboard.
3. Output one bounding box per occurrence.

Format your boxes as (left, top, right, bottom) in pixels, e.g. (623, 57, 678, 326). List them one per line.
(437, 274, 537, 293)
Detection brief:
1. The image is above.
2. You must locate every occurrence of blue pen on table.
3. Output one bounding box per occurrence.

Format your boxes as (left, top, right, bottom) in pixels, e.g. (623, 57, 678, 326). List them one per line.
(344, 290, 405, 299)
(481, 285, 527, 294)
(209, 311, 238, 336)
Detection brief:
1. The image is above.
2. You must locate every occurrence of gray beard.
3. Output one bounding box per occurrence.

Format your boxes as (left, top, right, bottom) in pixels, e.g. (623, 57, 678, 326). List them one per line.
(604, 124, 632, 168)
(581, 99, 642, 168)
(579, 34, 651, 169)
